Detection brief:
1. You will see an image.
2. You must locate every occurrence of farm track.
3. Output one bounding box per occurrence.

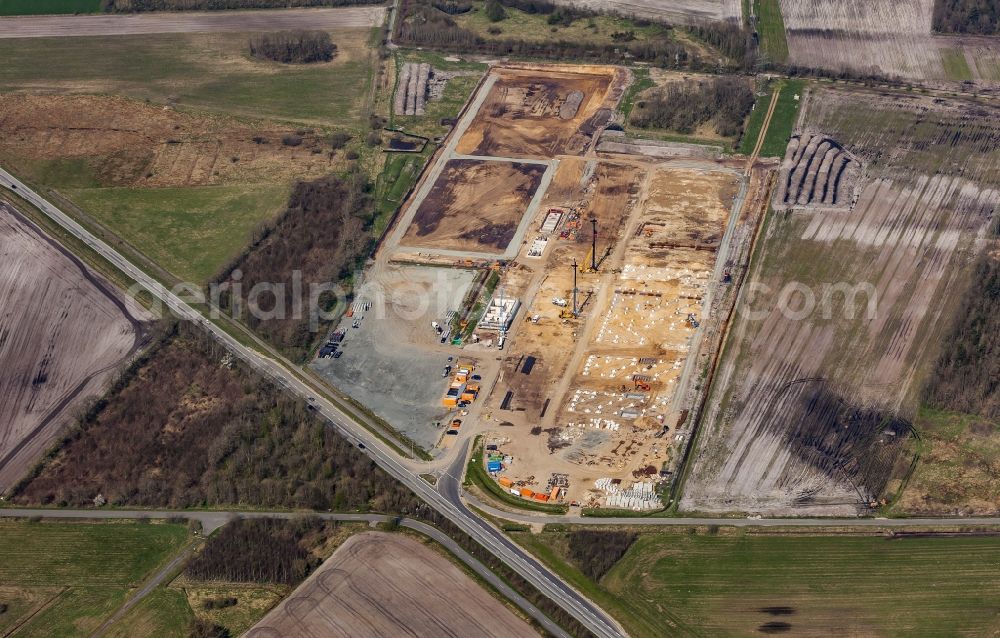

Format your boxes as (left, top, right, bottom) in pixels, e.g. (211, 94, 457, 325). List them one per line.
(0, 6, 385, 38)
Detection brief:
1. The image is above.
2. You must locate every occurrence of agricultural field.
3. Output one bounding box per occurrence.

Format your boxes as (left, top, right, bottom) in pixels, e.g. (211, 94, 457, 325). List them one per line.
(0, 0, 100, 15)
(753, 0, 788, 63)
(245, 532, 537, 638)
(67, 184, 288, 283)
(0, 76, 367, 283)
(0, 519, 188, 637)
(0, 202, 146, 493)
(0, 29, 376, 128)
(401, 159, 548, 254)
(516, 527, 1000, 638)
(682, 85, 1000, 515)
(778, 0, 1000, 84)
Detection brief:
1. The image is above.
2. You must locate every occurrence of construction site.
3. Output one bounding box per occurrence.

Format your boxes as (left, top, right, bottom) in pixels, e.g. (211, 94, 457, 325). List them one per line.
(322, 61, 770, 508)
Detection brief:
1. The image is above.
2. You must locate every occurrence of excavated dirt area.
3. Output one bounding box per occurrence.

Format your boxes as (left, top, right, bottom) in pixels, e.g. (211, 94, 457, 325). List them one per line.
(0, 94, 342, 188)
(0, 202, 146, 492)
(482, 161, 742, 507)
(400, 159, 547, 254)
(456, 64, 627, 159)
(681, 87, 1000, 516)
(245, 532, 536, 638)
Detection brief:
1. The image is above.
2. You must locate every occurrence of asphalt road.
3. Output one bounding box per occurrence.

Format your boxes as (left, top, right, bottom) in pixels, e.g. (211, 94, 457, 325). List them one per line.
(0, 170, 625, 638)
(0, 7, 385, 39)
(0, 507, 569, 638)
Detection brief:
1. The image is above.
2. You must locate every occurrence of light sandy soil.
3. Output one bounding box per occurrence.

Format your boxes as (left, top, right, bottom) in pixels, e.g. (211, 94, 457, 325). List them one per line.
(548, 0, 741, 24)
(456, 64, 627, 159)
(0, 203, 146, 492)
(401, 159, 547, 254)
(681, 87, 1000, 516)
(0, 7, 385, 39)
(0, 94, 342, 188)
(482, 161, 743, 506)
(244, 531, 537, 638)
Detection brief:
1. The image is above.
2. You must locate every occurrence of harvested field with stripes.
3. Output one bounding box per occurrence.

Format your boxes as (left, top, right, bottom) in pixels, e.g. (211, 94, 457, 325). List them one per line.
(681, 86, 1000, 516)
(244, 532, 537, 638)
(779, 0, 1000, 85)
(0, 202, 146, 493)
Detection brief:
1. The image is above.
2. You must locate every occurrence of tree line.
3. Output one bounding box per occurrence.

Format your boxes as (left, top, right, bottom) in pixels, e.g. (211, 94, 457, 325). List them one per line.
(394, 0, 765, 71)
(927, 252, 1000, 419)
(215, 171, 375, 362)
(567, 530, 637, 581)
(630, 76, 755, 137)
(103, 0, 379, 11)
(249, 30, 337, 64)
(186, 517, 335, 585)
(11, 322, 418, 512)
(933, 0, 1000, 34)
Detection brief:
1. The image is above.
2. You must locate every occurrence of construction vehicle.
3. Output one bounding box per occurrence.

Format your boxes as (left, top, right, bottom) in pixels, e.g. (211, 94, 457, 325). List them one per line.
(635, 381, 651, 392)
(686, 313, 700, 328)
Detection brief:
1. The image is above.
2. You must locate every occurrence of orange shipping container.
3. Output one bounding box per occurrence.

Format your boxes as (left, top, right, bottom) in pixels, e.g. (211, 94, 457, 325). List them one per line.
(498, 476, 514, 488)
(519, 488, 534, 498)
(533, 493, 550, 502)
(549, 486, 560, 501)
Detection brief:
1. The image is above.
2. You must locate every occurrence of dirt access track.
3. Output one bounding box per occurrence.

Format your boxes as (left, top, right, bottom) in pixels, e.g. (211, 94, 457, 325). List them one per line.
(401, 159, 547, 254)
(245, 531, 537, 638)
(0, 201, 147, 492)
(456, 64, 627, 159)
(0, 7, 385, 39)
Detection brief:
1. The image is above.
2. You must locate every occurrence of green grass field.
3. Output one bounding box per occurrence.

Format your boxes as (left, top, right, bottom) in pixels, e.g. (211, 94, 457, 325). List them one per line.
(375, 151, 430, 236)
(0, 29, 375, 128)
(0, 520, 188, 638)
(518, 528, 1000, 638)
(754, 0, 788, 64)
(0, 0, 99, 15)
(757, 79, 805, 157)
(941, 48, 974, 81)
(739, 85, 774, 154)
(104, 588, 192, 638)
(67, 184, 288, 283)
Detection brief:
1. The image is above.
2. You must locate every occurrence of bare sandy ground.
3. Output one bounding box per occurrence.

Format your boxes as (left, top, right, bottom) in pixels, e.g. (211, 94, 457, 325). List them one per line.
(550, 0, 740, 24)
(0, 203, 146, 492)
(0, 6, 385, 39)
(245, 531, 538, 638)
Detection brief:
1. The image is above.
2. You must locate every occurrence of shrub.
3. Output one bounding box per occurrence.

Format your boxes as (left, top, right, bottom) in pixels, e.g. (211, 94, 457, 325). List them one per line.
(249, 30, 337, 64)
(484, 0, 506, 22)
(567, 530, 637, 580)
(329, 131, 352, 149)
(188, 619, 230, 638)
